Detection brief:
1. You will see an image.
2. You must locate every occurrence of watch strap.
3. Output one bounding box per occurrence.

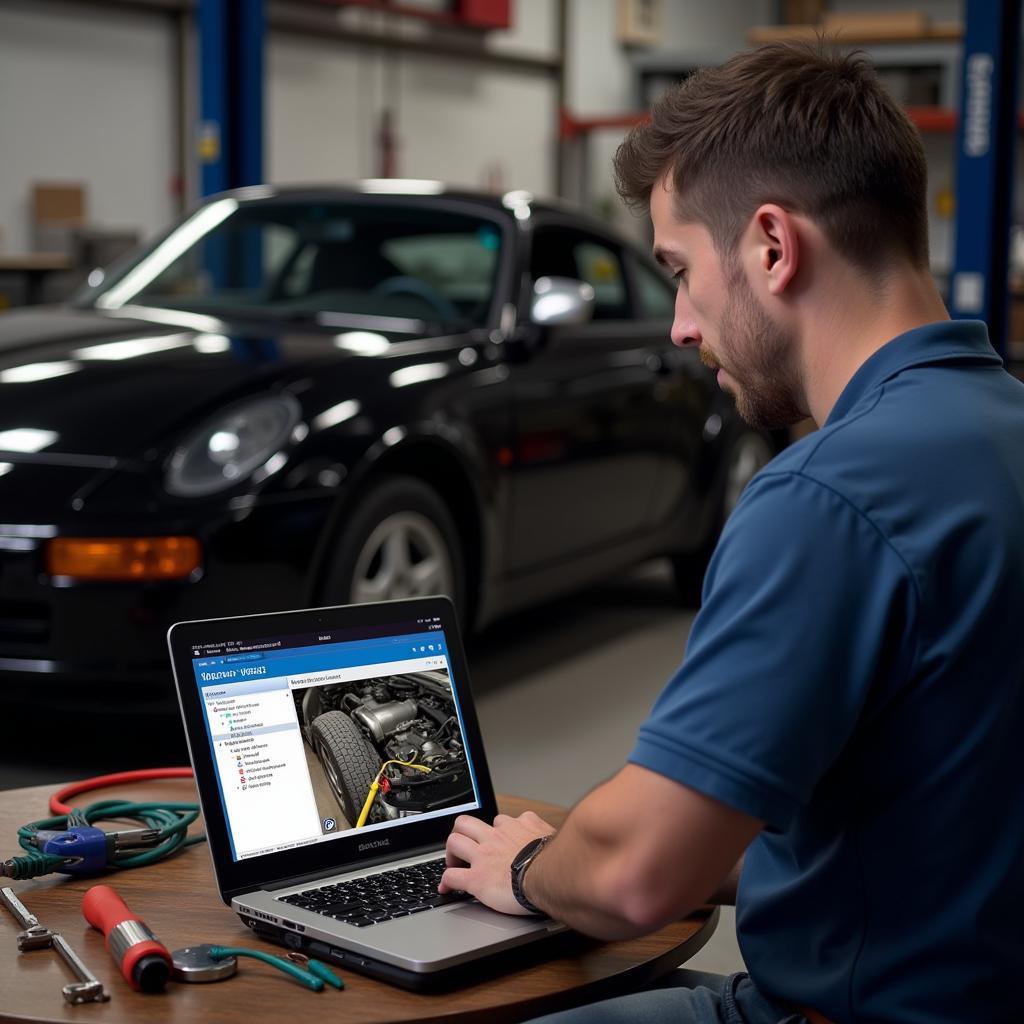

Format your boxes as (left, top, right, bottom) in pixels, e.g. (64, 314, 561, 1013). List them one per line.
(510, 834, 554, 914)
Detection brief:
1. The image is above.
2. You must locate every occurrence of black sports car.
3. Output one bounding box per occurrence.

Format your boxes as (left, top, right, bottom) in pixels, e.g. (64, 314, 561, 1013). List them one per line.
(0, 183, 776, 715)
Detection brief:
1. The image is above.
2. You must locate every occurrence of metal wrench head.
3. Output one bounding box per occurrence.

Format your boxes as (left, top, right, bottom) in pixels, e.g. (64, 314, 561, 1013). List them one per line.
(16, 924, 54, 951)
(62, 980, 110, 1005)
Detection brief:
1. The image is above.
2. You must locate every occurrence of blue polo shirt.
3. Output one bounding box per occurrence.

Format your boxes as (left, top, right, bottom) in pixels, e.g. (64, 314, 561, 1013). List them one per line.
(630, 321, 1024, 1023)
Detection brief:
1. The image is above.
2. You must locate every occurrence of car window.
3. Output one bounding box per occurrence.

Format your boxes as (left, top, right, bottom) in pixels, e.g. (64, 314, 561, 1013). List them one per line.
(128, 221, 301, 307)
(88, 202, 504, 329)
(631, 256, 675, 318)
(381, 231, 500, 311)
(530, 227, 630, 321)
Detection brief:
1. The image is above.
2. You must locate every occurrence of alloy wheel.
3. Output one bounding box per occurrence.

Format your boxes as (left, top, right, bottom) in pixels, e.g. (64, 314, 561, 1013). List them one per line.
(350, 510, 455, 603)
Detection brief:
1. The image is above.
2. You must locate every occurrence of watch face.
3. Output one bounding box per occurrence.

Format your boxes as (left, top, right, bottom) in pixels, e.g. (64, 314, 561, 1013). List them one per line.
(512, 836, 547, 870)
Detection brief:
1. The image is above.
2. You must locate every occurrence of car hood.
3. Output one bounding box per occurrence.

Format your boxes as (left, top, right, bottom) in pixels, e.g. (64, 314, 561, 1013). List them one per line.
(0, 307, 452, 462)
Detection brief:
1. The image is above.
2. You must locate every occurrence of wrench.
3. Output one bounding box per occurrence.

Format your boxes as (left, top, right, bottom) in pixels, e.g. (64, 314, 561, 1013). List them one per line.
(0, 886, 53, 951)
(52, 933, 110, 1004)
(1, 886, 110, 1003)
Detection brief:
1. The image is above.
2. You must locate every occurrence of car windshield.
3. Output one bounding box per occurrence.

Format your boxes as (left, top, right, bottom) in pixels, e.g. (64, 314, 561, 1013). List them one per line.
(77, 197, 505, 331)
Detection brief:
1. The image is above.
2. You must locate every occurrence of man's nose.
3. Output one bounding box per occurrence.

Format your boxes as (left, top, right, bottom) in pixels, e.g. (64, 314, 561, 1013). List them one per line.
(670, 316, 701, 348)
(670, 289, 701, 348)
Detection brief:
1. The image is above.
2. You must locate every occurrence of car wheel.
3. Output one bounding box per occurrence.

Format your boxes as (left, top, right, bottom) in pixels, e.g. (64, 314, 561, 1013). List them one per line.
(672, 429, 774, 607)
(323, 475, 464, 611)
(310, 711, 382, 826)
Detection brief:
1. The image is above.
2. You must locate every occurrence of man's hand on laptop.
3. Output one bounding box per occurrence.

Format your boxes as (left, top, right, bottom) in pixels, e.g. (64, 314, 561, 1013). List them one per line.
(439, 812, 556, 916)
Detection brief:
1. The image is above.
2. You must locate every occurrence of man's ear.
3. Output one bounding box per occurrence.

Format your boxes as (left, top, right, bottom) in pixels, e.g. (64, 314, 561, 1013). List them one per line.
(749, 204, 799, 296)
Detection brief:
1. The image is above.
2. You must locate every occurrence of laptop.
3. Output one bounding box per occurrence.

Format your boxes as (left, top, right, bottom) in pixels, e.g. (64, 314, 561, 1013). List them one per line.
(167, 596, 566, 989)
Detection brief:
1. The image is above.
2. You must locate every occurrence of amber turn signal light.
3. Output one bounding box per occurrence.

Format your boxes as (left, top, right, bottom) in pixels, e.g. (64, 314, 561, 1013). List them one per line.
(47, 536, 202, 581)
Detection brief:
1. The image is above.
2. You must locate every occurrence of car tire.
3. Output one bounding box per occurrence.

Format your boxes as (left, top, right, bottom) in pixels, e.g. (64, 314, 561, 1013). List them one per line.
(322, 475, 465, 613)
(310, 711, 382, 826)
(671, 428, 775, 607)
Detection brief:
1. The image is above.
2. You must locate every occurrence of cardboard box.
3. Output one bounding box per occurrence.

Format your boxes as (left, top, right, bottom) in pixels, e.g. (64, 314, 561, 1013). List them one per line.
(31, 182, 86, 255)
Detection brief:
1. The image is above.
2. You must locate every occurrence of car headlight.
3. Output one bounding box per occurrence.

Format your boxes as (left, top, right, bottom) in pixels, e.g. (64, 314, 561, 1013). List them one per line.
(165, 394, 301, 497)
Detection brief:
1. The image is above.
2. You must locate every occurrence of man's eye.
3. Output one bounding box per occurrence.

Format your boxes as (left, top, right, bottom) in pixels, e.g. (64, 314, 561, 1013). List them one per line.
(672, 269, 687, 284)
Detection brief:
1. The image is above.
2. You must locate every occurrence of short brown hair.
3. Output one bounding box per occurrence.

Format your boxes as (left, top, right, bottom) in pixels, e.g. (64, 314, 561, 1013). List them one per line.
(614, 42, 929, 271)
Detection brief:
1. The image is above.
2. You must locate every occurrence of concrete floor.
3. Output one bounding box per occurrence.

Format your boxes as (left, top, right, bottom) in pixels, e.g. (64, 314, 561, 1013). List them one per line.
(0, 559, 744, 976)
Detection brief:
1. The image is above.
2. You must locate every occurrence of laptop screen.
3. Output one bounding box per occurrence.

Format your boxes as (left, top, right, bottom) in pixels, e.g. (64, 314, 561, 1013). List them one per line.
(187, 610, 483, 863)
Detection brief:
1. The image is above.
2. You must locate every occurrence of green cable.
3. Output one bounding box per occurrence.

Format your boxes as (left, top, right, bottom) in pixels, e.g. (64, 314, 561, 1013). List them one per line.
(209, 946, 325, 991)
(5, 799, 204, 879)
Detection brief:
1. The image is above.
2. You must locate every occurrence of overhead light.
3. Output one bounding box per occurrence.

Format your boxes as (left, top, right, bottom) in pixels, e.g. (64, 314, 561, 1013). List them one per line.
(333, 331, 390, 356)
(0, 429, 59, 453)
(0, 361, 79, 384)
(317, 312, 425, 333)
(232, 185, 276, 201)
(313, 400, 361, 431)
(0, 523, 58, 538)
(73, 335, 192, 361)
(193, 333, 231, 353)
(95, 198, 239, 309)
(252, 451, 288, 484)
(389, 363, 449, 388)
(360, 179, 444, 195)
(106, 306, 226, 334)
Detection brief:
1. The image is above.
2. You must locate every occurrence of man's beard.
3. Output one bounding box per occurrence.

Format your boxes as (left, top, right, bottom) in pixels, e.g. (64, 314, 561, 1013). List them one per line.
(705, 272, 806, 430)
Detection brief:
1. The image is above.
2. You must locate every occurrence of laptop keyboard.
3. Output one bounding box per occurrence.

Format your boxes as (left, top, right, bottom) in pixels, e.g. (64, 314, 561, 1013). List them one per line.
(277, 857, 469, 928)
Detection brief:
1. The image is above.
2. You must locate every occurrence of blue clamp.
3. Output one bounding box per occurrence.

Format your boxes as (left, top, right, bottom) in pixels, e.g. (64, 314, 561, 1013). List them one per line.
(37, 826, 110, 875)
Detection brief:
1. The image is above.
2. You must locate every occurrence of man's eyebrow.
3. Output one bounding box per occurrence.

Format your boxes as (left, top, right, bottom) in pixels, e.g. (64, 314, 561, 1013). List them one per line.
(652, 245, 681, 267)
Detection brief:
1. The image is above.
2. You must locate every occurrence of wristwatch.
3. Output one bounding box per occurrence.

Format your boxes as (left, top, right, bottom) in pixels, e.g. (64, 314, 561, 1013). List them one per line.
(510, 834, 554, 915)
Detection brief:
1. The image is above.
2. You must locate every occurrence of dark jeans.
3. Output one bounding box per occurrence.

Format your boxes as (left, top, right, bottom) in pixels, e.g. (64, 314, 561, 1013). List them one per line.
(529, 970, 809, 1024)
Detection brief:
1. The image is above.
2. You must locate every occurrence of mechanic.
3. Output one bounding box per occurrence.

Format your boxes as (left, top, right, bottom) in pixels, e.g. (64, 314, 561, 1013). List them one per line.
(439, 42, 1024, 1024)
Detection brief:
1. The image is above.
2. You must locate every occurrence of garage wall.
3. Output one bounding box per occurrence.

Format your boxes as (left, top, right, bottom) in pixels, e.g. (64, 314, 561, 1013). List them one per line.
(268, 25, 557, 195)
(565, 0, 775, 241)
(0, 0, 178, 253)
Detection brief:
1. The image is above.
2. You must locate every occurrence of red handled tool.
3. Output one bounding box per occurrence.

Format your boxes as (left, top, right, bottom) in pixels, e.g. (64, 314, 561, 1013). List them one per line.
(82, 884, 172, 993)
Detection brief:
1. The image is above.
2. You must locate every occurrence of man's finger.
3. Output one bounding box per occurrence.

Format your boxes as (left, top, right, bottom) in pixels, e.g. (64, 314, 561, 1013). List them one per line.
(444, 846, 469, 868)
(438, 866, 471, 893)
(452, 814, 493, 841)
(445, 831, 478, 866)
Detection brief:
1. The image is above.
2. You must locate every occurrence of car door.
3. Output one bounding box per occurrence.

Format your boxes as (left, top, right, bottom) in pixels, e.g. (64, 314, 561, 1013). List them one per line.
(501, 220, 676, 574)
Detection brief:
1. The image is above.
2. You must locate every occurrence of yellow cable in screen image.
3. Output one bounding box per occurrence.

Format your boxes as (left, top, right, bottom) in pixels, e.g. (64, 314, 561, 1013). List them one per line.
(355, 759, 432, 828)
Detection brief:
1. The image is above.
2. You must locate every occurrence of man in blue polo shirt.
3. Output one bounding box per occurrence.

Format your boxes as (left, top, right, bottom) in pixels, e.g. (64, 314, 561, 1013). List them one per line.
(440, 42, 1024, 1024)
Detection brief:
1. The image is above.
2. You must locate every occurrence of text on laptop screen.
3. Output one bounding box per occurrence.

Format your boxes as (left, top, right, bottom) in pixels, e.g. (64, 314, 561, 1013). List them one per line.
(189, 615, 482, 861)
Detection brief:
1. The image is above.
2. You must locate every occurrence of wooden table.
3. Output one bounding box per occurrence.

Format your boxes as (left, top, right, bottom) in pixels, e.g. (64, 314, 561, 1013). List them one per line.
(0, 779, 718, 1023)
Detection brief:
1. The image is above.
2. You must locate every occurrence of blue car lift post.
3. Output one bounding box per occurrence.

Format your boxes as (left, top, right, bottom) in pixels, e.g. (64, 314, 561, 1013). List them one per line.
(198, 0, 264, 197)
(949, 0, 1021, 357)
(197, 0, 267, 349)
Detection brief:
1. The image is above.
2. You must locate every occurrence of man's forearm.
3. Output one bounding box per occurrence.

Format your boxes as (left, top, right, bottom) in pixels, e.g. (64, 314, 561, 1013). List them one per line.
(439, 765, 762, 941)
(523, 804, 673, 940)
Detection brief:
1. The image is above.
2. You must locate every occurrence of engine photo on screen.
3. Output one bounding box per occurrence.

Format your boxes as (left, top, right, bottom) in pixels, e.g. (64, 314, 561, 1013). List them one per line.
(294, 669, 473, 830)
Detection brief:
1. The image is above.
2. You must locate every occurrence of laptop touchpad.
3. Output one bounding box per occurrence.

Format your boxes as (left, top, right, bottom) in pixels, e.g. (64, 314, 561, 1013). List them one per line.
(444, 904, 540, 933)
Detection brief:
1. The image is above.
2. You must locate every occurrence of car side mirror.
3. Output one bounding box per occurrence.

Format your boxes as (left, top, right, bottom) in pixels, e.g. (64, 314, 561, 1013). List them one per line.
(530, 277, 595, 326)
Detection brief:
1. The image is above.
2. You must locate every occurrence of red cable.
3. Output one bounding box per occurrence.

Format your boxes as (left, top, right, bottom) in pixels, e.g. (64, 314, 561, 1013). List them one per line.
(49, 768, 194, 815)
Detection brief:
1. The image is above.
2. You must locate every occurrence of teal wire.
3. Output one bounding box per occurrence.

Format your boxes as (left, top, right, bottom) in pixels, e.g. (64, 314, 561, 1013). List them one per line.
(14, 799, 204, 875)
(209, 946, 324, 991)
